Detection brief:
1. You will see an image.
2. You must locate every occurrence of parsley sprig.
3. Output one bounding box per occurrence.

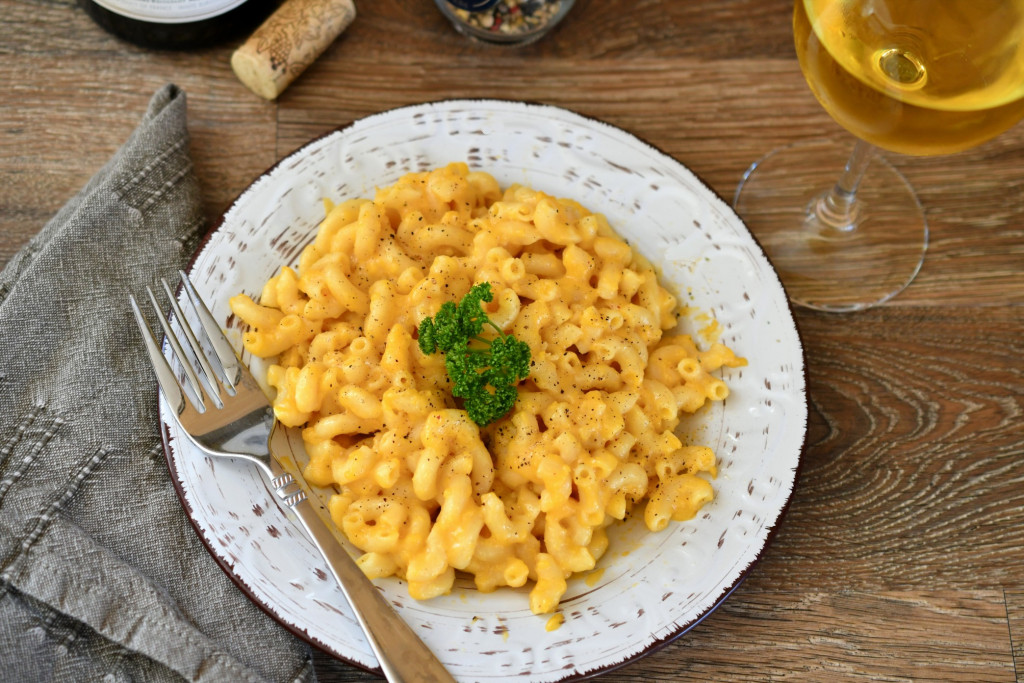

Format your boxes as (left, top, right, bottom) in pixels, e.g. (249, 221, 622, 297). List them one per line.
(418, 283, 531, 426)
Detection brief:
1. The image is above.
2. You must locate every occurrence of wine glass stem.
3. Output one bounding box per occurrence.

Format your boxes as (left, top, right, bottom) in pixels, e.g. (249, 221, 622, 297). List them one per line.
(812, 139, 874, 234)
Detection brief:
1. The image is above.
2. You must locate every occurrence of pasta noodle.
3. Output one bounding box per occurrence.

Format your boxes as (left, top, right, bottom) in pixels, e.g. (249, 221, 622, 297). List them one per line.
(230, 163, 747, 614)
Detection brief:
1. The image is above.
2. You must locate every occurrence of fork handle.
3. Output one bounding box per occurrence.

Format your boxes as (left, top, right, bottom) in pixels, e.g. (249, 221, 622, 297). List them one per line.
(286, 495, 456, 683)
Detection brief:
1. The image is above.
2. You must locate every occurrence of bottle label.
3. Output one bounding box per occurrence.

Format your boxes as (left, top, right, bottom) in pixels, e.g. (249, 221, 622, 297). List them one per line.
(90, 0, 248, 23)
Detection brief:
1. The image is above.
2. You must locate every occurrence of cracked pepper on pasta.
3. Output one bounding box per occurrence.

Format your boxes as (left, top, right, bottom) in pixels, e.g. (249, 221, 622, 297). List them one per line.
(229, 163, 746, 615)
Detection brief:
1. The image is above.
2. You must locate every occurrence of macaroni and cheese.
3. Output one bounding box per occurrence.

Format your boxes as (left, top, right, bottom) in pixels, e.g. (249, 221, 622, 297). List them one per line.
(230, 163, 746, 614)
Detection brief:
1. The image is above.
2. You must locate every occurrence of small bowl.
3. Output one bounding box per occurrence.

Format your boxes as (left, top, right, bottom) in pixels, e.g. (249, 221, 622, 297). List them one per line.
(434, 0, 576, 46)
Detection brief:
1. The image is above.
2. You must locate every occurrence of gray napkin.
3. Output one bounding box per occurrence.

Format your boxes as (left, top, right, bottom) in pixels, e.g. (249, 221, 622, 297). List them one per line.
(0, 84, 317, 683)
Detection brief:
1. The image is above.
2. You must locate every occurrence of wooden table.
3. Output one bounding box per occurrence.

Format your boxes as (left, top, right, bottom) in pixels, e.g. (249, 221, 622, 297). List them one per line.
(4, 1, 1023, 680)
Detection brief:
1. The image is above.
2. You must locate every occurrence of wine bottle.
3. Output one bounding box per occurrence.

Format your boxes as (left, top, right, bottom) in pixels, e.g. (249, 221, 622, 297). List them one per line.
(79, 0, 280, 50)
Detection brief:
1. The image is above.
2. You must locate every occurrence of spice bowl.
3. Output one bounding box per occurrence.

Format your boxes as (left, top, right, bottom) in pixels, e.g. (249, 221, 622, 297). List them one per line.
(433, 0, 575, 46)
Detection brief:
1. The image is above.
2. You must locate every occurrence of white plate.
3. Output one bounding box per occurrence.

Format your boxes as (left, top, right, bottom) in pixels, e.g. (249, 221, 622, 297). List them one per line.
(164, 99, 807, 681)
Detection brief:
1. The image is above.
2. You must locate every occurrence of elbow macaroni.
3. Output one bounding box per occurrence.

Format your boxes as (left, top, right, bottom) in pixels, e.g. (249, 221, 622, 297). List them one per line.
(230, 163, 747, 614)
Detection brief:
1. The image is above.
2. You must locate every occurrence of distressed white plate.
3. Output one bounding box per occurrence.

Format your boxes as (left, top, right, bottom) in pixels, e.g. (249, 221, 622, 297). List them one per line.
(163, 99, 806, 681)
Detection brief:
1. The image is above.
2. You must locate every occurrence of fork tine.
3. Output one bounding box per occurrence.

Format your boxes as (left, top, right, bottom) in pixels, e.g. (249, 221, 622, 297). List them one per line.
(145, 285, 207, 412)
(160, 277, 224, 409)
(130, 294, 188, 415)
(179, 270, 243, 391)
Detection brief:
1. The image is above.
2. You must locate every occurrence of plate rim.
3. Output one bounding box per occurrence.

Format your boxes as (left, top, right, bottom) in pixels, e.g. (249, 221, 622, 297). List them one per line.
(161, 97, 809, 680)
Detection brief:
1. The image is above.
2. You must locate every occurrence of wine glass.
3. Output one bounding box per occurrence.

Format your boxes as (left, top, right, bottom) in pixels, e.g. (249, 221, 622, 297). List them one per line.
(733, 0, 1024, 312)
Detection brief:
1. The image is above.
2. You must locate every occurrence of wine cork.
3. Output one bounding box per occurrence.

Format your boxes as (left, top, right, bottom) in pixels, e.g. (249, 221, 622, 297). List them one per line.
(231, 0, 356, 100)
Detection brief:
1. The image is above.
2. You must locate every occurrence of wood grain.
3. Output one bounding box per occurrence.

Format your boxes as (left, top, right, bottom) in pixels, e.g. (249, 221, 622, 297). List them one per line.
(1007, 591, 1024, 682)
(757, 306, 1024, 591)
(3, 0, 1024, 680)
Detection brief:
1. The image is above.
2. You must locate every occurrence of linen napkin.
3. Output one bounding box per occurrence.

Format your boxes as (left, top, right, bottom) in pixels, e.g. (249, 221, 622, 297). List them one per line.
(0, 84, 317, 683)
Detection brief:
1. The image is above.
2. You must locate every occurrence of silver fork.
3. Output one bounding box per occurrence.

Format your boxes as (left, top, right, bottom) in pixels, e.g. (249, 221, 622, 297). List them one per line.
(131, 270, 455, 683)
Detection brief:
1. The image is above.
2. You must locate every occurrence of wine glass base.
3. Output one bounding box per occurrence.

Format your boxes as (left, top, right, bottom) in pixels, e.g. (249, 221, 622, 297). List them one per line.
(733, 139, 928, 312)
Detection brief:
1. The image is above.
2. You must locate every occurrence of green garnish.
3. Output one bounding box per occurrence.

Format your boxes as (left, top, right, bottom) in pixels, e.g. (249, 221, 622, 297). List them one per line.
(418, 282, 531, 426)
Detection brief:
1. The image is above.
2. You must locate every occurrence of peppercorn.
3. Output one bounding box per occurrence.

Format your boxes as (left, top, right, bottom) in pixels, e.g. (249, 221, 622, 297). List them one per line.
(449, 0, 563, 36)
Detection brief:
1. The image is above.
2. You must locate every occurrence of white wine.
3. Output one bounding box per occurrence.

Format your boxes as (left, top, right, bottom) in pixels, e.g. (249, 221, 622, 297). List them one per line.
(795, 0, 1024, 155)
(80, 0, 279, 50)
